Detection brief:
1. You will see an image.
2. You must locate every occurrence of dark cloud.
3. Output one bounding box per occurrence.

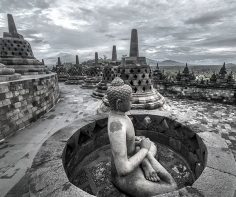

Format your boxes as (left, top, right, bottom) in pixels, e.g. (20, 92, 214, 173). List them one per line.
(0, 0, 236, 64)
(185, 11, 223, 25)
(197, 37, 236, 47)
(0, 0, 51, 12)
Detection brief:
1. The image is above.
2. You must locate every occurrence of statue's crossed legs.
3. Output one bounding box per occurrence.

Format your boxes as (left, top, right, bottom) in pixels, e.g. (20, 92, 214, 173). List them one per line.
(112, 138, 177, 197)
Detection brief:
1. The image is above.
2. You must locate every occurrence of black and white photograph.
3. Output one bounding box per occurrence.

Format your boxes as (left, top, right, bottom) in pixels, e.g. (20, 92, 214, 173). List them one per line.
(0, 0, 236, 196)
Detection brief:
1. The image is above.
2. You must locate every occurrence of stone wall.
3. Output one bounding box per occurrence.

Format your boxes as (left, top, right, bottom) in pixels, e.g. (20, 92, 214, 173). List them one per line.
(156, 84, 236, 104)
(0, 73, 59, 140)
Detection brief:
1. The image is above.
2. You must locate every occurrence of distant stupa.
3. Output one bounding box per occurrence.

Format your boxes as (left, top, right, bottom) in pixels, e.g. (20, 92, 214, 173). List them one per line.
(82, 52, 102, 89)
(65, 55, 85, 85)
(117, 29, 165, 109)
(92, 46, 119, 98)
(112, 45, 117, 61)
(76, 55, 79, 65)
(95, 52, 98, 65)
(129, 29, 139, 57)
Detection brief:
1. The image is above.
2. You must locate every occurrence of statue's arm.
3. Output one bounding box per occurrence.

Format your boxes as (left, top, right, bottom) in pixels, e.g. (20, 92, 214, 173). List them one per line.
(109, 121, 148, 176)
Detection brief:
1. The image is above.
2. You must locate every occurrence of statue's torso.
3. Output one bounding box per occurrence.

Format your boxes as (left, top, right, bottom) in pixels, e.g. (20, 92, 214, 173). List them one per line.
(125, 116, 136, 156)
(108, 114, 136, 177)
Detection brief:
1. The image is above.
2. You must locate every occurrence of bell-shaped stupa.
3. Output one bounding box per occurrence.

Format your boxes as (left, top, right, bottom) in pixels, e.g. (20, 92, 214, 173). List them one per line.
(81, 52, 103, 89)
(65, 55, 85, 84)
(0, 14, 46, 74)
(92, 46, 119, 98)
(110, 29, 165, 109)
(56, 57, 68, 82)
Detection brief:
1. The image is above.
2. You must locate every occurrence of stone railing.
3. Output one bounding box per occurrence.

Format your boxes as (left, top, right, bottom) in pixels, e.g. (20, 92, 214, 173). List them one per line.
(154, 83, 236, 105)
(0, 73, 59, 140)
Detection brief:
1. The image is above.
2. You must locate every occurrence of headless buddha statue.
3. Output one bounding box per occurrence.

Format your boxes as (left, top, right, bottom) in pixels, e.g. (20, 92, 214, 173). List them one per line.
(107, 77, 177, 197)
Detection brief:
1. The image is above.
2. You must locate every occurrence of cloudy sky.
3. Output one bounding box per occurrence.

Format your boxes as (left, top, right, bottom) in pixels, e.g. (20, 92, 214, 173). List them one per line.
(0, 0, 236, 64)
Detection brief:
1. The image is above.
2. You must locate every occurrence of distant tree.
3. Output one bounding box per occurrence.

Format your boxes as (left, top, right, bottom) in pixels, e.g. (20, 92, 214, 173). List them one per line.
(200, 78, 205, 84)
(183, 63, 190, 75)
(219, 62, 227, 77)
(210, 72, 217, 83)
(227, 71, 235, 84)
(176, 70, 181, 81)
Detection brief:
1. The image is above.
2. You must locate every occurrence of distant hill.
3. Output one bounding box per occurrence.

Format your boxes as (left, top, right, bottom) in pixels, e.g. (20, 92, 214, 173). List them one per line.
(44, 53, 236, 72)
(44, 53, 77, 66)
(159, 60, 185, 66)
(146, 58, 185, 66)
(146, 58, 157, 65)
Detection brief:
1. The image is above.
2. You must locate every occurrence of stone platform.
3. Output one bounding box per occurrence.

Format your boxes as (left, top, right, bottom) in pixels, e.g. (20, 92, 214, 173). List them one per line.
(65, 76, 85, 85)
(0, 73, 21, 82)
(92, 65, 118, 99)
(0, 84, 101, 197)
(5, 62, 46, 75)
(92, 81, 108, 98)
(82, 77, 101, 89)
(1, 83, 236, 197)
(28, 113, 236, 197)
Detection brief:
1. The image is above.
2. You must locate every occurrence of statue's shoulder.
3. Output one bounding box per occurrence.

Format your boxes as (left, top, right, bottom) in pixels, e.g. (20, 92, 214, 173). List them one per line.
(108, 118, 126, 134)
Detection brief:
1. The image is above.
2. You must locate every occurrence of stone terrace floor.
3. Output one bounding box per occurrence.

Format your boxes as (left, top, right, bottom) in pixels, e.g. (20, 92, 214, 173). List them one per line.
(0, 82, 236, 197)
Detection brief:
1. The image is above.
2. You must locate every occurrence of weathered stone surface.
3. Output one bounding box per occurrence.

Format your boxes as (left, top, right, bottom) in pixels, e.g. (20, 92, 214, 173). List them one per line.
(29, 159, 92, 197)
(153, 186, 204, 197)
(26, 110, 236, 197)
(192, 167, 236, 197)
(0, 73, 59, 140)
(197, 132, 236, 176)
(1, 80, 236, 197)
(0, 63, 21, 82)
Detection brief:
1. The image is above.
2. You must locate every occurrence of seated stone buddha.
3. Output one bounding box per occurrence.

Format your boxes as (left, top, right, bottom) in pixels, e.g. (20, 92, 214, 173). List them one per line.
(107, 77, 177, 197)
